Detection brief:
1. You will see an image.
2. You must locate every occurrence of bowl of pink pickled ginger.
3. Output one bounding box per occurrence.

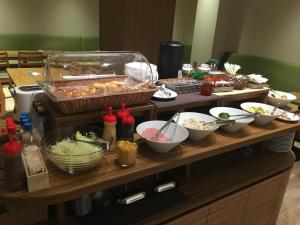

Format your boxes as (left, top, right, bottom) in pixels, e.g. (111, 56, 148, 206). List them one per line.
(136, 120, 188, 153)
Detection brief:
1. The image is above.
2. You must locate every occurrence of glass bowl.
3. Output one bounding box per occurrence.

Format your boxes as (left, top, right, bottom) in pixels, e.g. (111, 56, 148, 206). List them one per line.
(41, 126, 105, 174)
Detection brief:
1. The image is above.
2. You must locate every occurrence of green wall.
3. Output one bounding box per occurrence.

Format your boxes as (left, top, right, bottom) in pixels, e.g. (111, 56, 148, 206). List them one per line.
(0, 0, 99, 36)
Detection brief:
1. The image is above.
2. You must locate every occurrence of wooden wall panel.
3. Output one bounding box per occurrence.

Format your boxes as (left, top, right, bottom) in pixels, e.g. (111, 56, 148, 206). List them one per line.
(100, 0, 125, 51)
(100, 0, 176, 64)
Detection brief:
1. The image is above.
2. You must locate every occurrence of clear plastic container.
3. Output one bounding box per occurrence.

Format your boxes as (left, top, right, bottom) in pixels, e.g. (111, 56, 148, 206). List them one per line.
(40, 51, 158, 114)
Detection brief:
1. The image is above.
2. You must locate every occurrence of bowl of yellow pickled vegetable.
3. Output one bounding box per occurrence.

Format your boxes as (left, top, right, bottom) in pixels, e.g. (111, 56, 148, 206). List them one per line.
(241, 102, 283, 126)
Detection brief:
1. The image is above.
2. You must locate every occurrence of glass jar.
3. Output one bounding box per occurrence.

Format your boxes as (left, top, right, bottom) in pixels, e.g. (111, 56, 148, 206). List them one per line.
(116, 140, 138, 167)
(182, 64, 193, 76)
(200, 76, 216, 96)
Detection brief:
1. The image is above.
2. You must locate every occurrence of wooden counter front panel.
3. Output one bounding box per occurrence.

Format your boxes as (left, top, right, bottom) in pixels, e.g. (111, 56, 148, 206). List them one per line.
(165, 169, 291, 225)
(269, 169, 292, 225)
(164, 206, 208, 225)
(243, 173, 282, 225)
(0, 206, 48, 225)
(207, 189, 249, 225)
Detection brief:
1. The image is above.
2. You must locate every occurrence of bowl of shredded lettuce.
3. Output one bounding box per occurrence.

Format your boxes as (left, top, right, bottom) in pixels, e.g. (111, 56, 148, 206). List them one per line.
(41, 126, 107, 174)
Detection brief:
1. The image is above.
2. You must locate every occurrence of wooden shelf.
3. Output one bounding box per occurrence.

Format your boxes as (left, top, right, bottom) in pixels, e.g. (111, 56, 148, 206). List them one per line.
(150, 93, 219, 113)
(0, 120, 299, 208)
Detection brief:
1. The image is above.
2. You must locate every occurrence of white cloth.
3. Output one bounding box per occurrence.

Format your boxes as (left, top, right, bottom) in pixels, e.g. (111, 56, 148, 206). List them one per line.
(265, 132, 296, 153)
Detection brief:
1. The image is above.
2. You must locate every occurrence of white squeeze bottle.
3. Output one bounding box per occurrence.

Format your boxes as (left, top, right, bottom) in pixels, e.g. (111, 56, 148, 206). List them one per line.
(102, 106, 117, 148)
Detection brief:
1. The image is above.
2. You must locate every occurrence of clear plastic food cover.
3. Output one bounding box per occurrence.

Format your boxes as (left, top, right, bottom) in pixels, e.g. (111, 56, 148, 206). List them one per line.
(41, 51, 158, 101)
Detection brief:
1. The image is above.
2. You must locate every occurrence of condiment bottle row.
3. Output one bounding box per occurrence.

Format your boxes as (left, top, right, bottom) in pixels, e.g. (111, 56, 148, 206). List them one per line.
(102, 103, 135, 145)
(102, 104, 137, 167)
(0, 113, 48, 192)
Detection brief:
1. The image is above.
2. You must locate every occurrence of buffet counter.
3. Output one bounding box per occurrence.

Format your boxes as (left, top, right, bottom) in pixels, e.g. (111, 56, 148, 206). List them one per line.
(0, 119, 299, 224)
(1, 51, 299, 225)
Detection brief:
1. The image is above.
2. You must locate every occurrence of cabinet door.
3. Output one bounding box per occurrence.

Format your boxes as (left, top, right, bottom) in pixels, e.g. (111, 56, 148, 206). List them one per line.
(207, 188, 249, 225)
(164, 206, 208, 225)
(243, 173, 282, 225)
(269, 169, 292, 225)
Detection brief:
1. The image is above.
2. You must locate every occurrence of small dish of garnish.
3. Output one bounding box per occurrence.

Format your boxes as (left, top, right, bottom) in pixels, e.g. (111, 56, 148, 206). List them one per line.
(210, 107, 254, 132)
(277, 111, 300, 122)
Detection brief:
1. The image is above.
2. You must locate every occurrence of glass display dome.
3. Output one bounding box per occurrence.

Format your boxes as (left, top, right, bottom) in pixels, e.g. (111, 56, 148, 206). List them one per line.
(41, 51, 158, 114)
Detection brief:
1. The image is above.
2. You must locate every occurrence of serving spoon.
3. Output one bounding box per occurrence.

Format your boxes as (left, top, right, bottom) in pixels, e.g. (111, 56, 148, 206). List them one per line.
(152, 112, 180, 142)
(271, 102, 280, 115)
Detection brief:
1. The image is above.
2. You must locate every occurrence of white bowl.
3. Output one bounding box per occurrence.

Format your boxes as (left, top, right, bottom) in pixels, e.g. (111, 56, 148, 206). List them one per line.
(267, 90, 297, 107)
(173, 112, 219, 141)
(209, 107, 254, 132)
(136, 120, 189, 153)
(240, 102, 283, 126)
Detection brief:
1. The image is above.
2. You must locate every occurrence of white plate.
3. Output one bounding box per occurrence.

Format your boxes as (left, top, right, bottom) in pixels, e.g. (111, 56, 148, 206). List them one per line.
(153, 88, 177, 100)
(277, 111, 300, 122)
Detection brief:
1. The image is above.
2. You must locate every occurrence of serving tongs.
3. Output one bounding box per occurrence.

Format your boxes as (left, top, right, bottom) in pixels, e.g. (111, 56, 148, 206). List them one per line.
(270, 89, 283, 98)
(152, 112, 180, 142)
(74, 132, 109, 150)
(158, 85, 171, 97)
(271, 102, 280, 115)
(218, 112, 261, 120)
(76, 139, 109, 151)
(203, 119, 236, 127)
(205, 113, 261, 127)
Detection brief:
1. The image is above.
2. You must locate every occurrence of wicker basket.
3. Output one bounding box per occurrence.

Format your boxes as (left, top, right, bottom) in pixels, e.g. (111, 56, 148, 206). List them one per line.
(230, 75, 249, 90)
(158, 78, 201, 94)
(248, 82, 266, 89)
(43, 76, 157, 114)
(212, 86, 234, 93)
(212, 80, 235, 93)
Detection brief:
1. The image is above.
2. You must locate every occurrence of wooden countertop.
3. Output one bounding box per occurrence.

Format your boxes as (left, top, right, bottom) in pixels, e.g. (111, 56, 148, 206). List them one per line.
(290, 91, 300, 106)
(0, 119, 300, 206)
(6, 68, 44, 86)
(150, 88, 269, 113)
(150, 93, 219, 112)
(6, 67, 67, 86)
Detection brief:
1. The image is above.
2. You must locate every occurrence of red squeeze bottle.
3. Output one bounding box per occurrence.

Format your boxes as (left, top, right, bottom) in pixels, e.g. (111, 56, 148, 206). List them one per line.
(121, 108, 135, 141)
(117, 103, 127, 139)
(102, 106, 117, 147)
(3, 124, 25, 191)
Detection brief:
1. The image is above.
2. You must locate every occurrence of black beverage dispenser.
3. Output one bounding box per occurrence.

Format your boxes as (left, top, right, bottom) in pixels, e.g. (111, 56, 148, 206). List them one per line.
(158, 41, 184, 79)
